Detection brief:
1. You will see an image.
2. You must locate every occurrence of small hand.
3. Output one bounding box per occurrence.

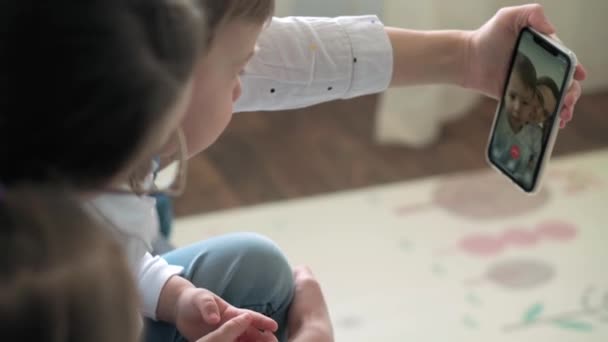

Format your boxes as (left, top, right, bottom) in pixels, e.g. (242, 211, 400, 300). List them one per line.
(465, 4, 587, 128)
(175, 287, 278, 342)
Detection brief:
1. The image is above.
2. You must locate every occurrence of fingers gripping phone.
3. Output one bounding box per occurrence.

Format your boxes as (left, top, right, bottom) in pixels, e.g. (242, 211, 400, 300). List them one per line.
(487, 27, 577, 194)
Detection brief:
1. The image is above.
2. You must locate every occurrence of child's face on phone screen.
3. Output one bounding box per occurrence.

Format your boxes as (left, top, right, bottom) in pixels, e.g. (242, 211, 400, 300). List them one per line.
(505, 72, 535, 124)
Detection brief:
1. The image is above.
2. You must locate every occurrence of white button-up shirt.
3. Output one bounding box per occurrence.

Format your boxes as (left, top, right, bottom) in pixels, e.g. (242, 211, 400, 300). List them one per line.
(89, 15, 393, 320)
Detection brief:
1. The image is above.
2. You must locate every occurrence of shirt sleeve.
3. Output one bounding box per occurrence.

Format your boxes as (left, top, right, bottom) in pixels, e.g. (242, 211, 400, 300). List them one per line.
(138, 252, 184, 320)
(234, 15, 393, 113)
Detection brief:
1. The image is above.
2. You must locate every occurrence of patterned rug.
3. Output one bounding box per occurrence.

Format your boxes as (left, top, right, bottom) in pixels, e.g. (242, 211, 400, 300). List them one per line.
(174, 149, 608, 341)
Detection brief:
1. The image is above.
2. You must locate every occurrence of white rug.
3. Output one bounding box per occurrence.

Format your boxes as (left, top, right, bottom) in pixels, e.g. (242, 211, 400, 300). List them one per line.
(173, 150, 608, 341)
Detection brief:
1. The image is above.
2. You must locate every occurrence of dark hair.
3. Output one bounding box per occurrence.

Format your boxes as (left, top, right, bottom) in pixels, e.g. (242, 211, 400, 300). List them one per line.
(513, 52, 537, 89)
(537, 76, 560, 104)
(0, 186, 140, 342)
(198, 0, 274, 46)
(0, 0, 204, 189)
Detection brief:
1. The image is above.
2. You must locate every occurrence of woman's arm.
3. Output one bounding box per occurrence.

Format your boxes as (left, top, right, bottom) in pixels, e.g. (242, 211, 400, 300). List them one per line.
(234, 16, 393, 113)
(386, 28, 469, 87)
(234, 16, 470, 114)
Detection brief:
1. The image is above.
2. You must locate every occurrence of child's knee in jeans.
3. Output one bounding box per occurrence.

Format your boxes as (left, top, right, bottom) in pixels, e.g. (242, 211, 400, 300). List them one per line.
(185, 232, 294, 306)
(235, 232, 294, 292)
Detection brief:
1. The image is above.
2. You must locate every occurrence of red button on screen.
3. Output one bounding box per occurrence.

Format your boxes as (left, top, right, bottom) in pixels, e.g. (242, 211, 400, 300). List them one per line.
(510, 145, 521, 160)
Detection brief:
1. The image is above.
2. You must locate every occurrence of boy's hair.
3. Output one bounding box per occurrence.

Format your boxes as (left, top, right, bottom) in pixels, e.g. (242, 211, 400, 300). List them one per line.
(198, 0, 275, 46)
(513, 52, 537, 90)
(0, 186, 140, 342)
(0, 0, 204, 189)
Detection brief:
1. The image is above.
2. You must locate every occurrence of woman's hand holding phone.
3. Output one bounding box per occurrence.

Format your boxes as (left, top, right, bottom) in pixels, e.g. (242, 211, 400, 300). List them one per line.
(465, 4, 586, 127)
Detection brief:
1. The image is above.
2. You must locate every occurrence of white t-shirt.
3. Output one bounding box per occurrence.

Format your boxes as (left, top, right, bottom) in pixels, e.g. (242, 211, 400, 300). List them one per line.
(87, 15, 393, 320)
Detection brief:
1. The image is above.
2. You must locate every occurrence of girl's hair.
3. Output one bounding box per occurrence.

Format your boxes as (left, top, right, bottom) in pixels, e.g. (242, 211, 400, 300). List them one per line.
(0, 0, 204, 189)
(0, 186, 140, 342)
(513, 52, 537, 90)
(198, 0, 275, 46)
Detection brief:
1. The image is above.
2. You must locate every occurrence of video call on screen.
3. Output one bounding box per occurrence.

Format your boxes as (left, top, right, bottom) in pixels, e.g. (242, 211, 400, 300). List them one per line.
(490, 30, 568, 190)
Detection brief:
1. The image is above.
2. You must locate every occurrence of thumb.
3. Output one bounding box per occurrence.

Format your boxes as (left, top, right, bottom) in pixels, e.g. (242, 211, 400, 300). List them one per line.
(199, 314, 253, 342)
(196, 293, 221, 325)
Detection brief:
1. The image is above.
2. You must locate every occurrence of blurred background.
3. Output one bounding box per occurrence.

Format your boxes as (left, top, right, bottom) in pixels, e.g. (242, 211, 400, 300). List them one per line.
(174, 0, 608, 217)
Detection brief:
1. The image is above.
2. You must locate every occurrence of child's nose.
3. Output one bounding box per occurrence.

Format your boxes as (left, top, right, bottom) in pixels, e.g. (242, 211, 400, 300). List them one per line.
(513, 100, 521, 111)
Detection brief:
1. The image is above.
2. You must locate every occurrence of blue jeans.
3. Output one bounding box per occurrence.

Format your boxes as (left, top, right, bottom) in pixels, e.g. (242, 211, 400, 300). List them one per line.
(145, 233, 294, 342)
(153, 194, 173, 239)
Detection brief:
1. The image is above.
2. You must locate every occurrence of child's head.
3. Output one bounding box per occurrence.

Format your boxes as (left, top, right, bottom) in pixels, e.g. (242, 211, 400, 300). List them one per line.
(0, 186, 140, 341)
(200, 0, 276, 44)
(0, 0, 204, 189)
(180, 0, 275, 155)
(533, 76, 560, 124)
(505, 52, 537, 124)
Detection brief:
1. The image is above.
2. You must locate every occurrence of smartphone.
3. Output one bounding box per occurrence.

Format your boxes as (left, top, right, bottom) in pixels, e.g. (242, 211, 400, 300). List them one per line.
(487, 27, 577, 194)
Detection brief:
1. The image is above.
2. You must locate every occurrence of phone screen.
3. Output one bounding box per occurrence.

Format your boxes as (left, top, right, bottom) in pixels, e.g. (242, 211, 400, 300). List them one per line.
(489, 29, 571, 192)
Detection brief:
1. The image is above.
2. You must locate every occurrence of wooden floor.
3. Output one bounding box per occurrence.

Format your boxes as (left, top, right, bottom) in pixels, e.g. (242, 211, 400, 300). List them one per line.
(174, 91, 608, 217)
